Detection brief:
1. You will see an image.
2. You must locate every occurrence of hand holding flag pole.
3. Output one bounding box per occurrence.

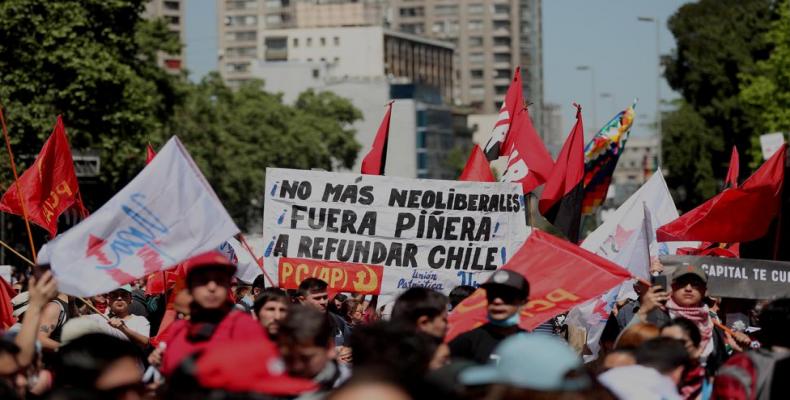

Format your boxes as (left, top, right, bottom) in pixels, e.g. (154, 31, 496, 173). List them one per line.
(0, 105, 37, 262)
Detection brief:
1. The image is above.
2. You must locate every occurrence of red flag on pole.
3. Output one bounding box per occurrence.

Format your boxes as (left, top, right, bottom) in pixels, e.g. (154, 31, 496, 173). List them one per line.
(482, 67, 523, 161)
(458, 145, 495, 182)
(538, 104, 585, 242)
(0, 116, 86, 237)
(657, 144, 786, 243)
(725, 145, 739, 189)
(500, 106, 555, 193)
(446, 229, 631, 342)
(146, 144, 157, 164)
(361, 101, 394, 175)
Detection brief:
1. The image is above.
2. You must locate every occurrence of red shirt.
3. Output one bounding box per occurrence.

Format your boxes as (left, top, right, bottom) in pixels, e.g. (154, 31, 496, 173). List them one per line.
(160, 311, 273, 375)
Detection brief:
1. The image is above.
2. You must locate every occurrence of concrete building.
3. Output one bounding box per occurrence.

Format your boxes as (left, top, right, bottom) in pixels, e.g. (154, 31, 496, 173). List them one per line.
(144, 0, 185, 72)
(542, 102, 564, 157)
(610, 135, 660, 204)
(387, 0, 544, 131)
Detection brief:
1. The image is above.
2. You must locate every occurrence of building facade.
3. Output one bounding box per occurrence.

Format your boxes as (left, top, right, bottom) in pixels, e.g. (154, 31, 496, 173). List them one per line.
(144, 0, 185, 72)
(610, 136, 660, 204)
(387, 0, 544, 131)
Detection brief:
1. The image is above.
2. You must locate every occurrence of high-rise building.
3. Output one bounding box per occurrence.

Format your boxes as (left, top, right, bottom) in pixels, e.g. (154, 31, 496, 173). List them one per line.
(388, 0, 544, 131)
(542, 102, 564, 156)
(144, 0, 185, 72)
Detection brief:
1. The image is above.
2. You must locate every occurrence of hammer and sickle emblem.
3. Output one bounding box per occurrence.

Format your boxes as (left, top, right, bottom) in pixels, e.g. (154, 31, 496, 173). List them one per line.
(352, 265, 378, 292)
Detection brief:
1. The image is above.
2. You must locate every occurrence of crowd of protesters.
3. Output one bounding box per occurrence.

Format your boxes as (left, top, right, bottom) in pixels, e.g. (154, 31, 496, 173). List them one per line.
(0, 250, 788, 400)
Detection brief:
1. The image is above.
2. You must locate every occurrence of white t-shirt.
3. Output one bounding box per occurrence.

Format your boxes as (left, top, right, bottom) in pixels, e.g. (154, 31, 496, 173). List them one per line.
(84, 313, 150, 341)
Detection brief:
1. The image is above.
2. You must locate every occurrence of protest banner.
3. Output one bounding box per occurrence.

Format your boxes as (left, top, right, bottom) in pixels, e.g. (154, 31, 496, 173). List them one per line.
(446, 229, 631, 342)
(261, 168, 530, 296)
(660, 255, 790, 300)
(44, 136, 240, 297)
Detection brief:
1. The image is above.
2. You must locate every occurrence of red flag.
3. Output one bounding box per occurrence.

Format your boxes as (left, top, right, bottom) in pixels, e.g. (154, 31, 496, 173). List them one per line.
(500, 107, 555, 193)
(482, 67, 523, 161)
(0, 277, 16, 329)
(538, 105, 585, 242)
(361, 101, 393, 175)
(446, 229, 631, 342)
(0, 116, 86, 237)
(458, 145, 495, 182)
(146, 144, 157, 164)
(725, 145, 739, 189)
(657, 144, 786, 243)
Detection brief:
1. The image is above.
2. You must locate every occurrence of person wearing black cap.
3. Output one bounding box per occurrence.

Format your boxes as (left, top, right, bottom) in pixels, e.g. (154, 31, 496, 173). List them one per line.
(448, 269, 529, 364)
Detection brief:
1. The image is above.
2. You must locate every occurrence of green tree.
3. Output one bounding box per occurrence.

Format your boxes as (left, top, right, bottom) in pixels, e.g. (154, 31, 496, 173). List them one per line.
(170, 74, 361, 230)
(0, 0, 182, 200)
(741, 0, 790, 165)
(663, 0, 776, 202)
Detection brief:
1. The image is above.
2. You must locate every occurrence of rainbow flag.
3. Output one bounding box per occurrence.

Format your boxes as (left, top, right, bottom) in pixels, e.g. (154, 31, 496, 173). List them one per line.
(581, 101, 637, 215)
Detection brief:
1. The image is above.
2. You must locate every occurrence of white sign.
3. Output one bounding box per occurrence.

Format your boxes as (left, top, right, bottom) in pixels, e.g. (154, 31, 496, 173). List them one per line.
(760, 132, 785, 160)
(262, 168, 530, 296)
(47, 137, 240, 297)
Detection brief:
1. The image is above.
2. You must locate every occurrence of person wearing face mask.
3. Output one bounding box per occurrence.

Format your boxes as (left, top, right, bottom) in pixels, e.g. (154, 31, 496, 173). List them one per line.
(448, 270, 529, 364)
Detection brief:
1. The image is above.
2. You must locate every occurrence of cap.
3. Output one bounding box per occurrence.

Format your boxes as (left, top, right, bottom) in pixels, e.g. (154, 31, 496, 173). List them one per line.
(480, 269, 529, 295)
(460, 334, 589, 391)
(183, 251, 237, 279)
(671, 264, 708, 284)
(11, 292, 29, 318)
(110, 284, 133, 294)
(195, 340, 317, 396)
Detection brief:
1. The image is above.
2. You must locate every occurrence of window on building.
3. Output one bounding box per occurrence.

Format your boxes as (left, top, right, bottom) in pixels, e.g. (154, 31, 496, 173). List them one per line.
(307, 57, 313, 62)
(333, 56, 340, 63)
(493, 53, 510, 62)
(228, 31, 256, 41)
(320, 37, 326, 46)
(493, 37, 510, 47)
(164, 1, 180, 11)
(492, 4, 510, 14)
(469, 85, 485, 98)
(417, 152, 428, 169)
(264, 37, 287, 61)
(264, 0, 281, 8)
(166, 15, 180, 25)
(312, 69, 320, 78)
(226, 46, 256, 57)
(468, 36, 483, 47)
(467, 20, 483, 30)
(416, 131, 427, 148)
(307, 37, 312, 46)
(495, 85, 509, 95)
(447, 20, 459, 33)
(468, 52, 484, 63)
(225, 62, 250, 73)
(265, 14, 281, 25)
(333, 36, 340, 46)
(432, 22, 444, 33)
(320, 57, 326, 62)
(493, 20, 510, 31)
(399, 7, 424, 17)
(468, 3, 484, 13)
(495, 69, 510, 78)
(434, 4, 458, 14)
(293, 37, 298, 47)
(470, 69, 484, 79)
(400, 23, 424, 34)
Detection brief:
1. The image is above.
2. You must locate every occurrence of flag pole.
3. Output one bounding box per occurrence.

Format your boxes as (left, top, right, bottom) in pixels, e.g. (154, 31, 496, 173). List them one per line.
(0, 106, 37, 262)
(238, 233, 276, 287)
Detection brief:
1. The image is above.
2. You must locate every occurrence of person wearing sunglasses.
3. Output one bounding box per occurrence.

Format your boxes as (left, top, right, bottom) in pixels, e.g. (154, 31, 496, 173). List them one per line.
(448, 269, 530, 364)
(105, 285, 150, 348)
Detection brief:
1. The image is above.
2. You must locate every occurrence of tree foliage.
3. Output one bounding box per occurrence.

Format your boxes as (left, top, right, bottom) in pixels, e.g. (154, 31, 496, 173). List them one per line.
(663, 0, 776, 205)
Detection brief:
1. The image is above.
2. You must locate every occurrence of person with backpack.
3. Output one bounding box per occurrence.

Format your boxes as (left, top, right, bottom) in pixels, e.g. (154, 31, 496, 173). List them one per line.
(712, 298, 790, 400)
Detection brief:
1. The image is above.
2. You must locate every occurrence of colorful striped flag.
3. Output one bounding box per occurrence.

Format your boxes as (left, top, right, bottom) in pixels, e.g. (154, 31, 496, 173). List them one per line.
(581, 101, 637, 215)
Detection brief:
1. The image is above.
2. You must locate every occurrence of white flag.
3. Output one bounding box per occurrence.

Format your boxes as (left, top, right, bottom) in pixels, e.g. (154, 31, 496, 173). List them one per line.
(46, 137, 239, 297)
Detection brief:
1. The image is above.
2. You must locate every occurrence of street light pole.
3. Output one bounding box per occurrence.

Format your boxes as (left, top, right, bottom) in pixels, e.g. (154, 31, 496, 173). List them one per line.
(638, 16, 662, 165)
(576, 65, 597, 132)
(600, 92, 615, 118)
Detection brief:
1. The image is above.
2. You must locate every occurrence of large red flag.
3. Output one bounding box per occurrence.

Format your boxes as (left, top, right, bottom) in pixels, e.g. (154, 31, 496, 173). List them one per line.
(657, 144, 786, 243)
(725, 145, 739, 189)
(361, 101, 393, 175)
(500, 106, 555, 193)
(538, 105, 585, 242)
(446, 229, 631, 342)
(458, 145, 495, 182)
(0, 116, 86, 237)
(482, 67, 523, 161)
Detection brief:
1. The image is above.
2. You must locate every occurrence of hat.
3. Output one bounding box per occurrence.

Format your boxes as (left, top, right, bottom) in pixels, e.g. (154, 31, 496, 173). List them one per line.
(11, 292, 29, 318)
(194, 340, 317, 396)
(671, 264, 708, 284)
(460, 334, 589, 391)
(480, 269, 529, 296)
(183, 251, 237, 279)
(110, 284, 133, 294)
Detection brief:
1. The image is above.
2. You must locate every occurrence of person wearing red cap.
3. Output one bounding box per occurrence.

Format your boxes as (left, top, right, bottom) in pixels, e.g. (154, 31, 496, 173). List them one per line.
(154, 251, 274, 376)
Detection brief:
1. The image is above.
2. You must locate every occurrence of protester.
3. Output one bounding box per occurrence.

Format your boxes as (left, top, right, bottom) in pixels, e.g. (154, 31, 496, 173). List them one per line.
(614, 322, 659, 350)
(327, 372, 413, 400)
(329, 293, 348, 315)
(250, 274, 267, 298)
(103, 285, 150, 347)
(233, 283, 254, 312)
(127, 279, 150, 319)
(390, 287, 449, 338)
(632, 265, 741, 374)
(601, 348, 637, 372)
(661, 317, 710, 400)
(458, 334, 596, 400)
(712, 297, 790, 399)
(36, 279, 74, 354)
(154, 251, 273, 376)
(252, 287, 289, 339)
(339, 298, 365, 327)
(297, 278, 352, 347)
(599, 337, 690, 400)
(277, 304, 351, 396)
(88, 294, 108, 315)
(48, 333, 145, 400)
(449, 270, 529, 363)
(448, 285, 476, 310)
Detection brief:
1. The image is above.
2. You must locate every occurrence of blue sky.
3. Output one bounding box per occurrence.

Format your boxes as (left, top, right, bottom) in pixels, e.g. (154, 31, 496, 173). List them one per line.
(184, 0, 692, 137)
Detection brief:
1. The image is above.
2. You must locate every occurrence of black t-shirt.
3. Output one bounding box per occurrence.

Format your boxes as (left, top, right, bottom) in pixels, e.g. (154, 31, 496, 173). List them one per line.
(448, 323, 525, 364)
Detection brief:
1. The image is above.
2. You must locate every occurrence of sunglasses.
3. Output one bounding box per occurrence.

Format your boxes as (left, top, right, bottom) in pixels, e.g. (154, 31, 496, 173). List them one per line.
(108, 291, 131, 301)
(485, 287, 523, 304)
